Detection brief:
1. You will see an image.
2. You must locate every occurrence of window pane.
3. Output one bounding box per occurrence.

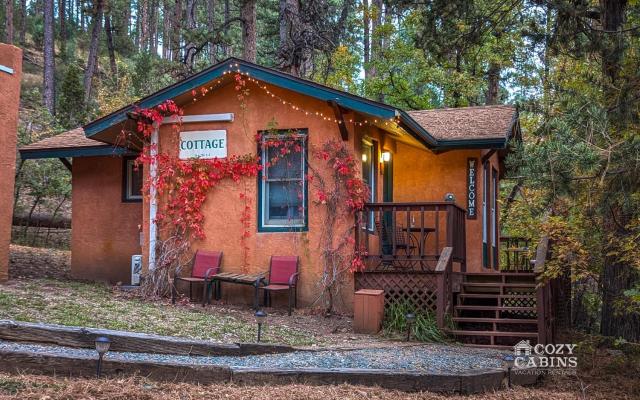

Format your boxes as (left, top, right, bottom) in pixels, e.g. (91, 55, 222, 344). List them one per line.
(267, 181, 303, 221)
(266, 143, 302, 179)
(130, 163, 143, 197)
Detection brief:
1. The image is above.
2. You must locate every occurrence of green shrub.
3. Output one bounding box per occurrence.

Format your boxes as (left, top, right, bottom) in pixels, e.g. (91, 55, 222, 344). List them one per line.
(382, 302, 449, 343)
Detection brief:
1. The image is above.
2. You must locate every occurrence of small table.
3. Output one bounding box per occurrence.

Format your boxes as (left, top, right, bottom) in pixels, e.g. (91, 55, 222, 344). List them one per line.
(208, 272, 266, 309)
(403, 226, 436, 255)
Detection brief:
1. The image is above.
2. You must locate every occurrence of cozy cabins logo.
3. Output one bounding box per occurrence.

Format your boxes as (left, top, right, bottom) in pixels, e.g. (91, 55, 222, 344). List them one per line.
(513, 340, 578, 374)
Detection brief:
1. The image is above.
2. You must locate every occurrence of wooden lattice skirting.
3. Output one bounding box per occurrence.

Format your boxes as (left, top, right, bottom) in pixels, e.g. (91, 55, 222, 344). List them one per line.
(355, 271, 439, 313)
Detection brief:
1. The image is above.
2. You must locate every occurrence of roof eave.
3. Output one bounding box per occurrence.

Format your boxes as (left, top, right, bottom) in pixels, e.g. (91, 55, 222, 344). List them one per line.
(19, 146, 136, 160)
(435, 137, 509, 150)
(84, 57, 400, 138)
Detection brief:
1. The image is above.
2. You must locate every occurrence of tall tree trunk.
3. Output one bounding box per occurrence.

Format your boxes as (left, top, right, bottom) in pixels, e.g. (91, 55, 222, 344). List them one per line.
(278, 0, 300, 74)
(139, 0, 149, 51)
(84, 0, 104, 104)
(105, 14, 118, 80)
(241, 0, 256, 63)
(486, 63, 500, 105)
(58, 0, 66, 52)
(207, 0, 215, 63)
(363, 0, 370, 79)
(123, 0, 131, 41)
(4, 0, 13, 43)
(163, 0, 171, 59)
(43, 0, 56, 114)
(19, 0, 26, 43)
(598, 0, 639, 342)
(184, 0, 197, 67)
(172, 0, 182, 62)
(223, 0, 229, 55)
(369, 0, 382, 77)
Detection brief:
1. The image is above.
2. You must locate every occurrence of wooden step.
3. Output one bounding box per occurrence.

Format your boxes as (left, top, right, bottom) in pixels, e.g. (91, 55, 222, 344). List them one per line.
(462, 272, 536, 277)
(461, 282, 536, 288)
(454, 305, 536, 312)
(458, 293, 536, 299)
(461, 343, 515, 350)
(452, 317, 538, 324)
(448, 330, 539, 338)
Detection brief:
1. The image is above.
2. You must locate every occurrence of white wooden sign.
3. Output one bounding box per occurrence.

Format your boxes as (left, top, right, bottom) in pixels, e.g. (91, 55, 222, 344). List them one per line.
(179, 130, 227, 159)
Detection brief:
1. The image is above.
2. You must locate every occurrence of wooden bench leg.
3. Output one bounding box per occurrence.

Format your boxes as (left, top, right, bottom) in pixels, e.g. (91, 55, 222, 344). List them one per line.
(171, 277, 178, 304)
(253, 282, 260, 310)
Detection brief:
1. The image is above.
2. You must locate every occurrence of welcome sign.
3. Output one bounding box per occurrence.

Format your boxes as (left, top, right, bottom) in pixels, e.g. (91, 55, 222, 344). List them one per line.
(467, 158, 477, 219)
(179, 130, 227, 159)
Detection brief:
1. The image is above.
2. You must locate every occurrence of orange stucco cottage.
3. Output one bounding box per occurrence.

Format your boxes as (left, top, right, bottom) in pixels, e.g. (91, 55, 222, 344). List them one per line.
(19, 58, 521, 322)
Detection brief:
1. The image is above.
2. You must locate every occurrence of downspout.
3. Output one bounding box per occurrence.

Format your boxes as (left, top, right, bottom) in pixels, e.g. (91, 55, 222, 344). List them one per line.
(148, 123, 159, 271)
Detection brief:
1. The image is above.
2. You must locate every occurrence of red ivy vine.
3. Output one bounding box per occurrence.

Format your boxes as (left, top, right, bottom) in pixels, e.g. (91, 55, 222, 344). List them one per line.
(128, 73, 370, 307)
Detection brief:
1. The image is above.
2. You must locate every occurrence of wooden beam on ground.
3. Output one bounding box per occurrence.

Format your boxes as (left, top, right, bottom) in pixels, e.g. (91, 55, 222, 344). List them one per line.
(0, 320, 294, 356)
(328, 100, 349, 141)
(58, 157, 72, 172)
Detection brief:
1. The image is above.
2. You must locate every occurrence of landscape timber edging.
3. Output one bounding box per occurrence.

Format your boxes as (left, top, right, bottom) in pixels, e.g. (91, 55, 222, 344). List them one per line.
(0, 320, 295, 356)
(0, 346, 541, 394)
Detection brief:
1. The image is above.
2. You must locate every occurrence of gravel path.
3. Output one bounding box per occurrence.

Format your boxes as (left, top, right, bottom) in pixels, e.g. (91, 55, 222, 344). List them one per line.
(0, 341, 509, 374)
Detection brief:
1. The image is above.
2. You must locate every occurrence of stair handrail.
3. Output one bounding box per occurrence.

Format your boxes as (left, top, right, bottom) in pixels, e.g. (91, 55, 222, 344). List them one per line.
(436, 246, 453, 329)
(532, 236, 553, 344)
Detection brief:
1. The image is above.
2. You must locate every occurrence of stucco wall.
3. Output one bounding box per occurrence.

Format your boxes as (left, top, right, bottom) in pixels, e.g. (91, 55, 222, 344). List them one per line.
(136, 77, 505, 310)
(0, 44, 22, 282)
(143, 82, 358, 311)
(392, 142, 501, 272)
(72, 156, 142, 284)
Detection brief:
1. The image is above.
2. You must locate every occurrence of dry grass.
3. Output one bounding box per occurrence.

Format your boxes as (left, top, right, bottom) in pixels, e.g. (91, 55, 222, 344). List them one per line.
(0, 368, 636, 400)
(0, 278, 321, 345)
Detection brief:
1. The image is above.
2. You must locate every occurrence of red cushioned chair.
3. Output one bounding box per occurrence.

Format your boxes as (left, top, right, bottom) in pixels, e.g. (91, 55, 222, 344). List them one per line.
(172, 250, 222, 307)
(261, 256, 299, 316)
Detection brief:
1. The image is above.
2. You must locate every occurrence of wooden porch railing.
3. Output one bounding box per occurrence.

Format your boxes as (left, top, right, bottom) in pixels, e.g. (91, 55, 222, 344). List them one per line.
(500, 236, 533, 272)
(354, 202, 466, 272)
(435, 247, 453, 329)
(533, 236, 555, 344)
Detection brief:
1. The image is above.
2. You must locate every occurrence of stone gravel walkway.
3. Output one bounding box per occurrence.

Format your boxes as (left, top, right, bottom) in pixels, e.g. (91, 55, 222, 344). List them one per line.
(0, 341, 509, 374)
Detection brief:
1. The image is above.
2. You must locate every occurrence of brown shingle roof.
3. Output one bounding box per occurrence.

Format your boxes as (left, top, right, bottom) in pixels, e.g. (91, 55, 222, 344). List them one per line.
(19, 127, 108, 151)
(406, 105, 517, 141)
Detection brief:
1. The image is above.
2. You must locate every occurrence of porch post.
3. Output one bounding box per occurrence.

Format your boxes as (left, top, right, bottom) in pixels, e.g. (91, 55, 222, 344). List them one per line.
(148, 124, 159, 271)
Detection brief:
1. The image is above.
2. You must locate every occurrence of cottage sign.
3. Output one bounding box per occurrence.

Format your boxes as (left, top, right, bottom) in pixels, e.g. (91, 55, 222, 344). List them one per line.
(179, 130, 227, 159)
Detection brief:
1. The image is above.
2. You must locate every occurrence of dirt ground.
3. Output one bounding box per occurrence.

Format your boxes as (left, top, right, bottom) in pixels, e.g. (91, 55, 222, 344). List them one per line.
(0, 364, 638, 400)
(4, 244, 397, 347)
(8, 244, 70, 280)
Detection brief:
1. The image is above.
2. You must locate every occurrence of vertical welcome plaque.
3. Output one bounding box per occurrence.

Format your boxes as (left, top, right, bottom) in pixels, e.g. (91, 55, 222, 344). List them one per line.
(467, 158, 477, 219)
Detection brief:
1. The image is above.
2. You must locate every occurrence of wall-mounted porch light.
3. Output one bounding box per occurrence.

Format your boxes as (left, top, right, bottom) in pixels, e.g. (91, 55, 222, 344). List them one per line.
(380, 151, 391, 163)
(362, 153, 368, 162)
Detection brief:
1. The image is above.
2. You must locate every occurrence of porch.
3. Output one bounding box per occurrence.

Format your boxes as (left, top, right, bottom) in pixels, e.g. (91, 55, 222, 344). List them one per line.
(353, 202, 561, 346)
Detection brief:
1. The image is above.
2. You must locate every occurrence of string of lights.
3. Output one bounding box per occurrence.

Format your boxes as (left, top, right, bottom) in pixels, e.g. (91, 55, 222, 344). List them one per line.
(187, 62, 402, 130)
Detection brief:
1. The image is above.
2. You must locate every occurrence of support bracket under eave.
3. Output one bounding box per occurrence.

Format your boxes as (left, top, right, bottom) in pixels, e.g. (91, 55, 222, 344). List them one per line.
(58, 157, 72, 172)
(328, 100, 349, 141)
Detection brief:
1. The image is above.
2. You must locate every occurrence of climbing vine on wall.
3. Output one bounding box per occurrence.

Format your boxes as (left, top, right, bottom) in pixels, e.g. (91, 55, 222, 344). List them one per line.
(128, 73, 370, 309)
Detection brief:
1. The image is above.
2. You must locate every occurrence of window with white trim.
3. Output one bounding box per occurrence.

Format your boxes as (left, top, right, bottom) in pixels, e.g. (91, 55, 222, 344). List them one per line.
(259, 131, 307, 231)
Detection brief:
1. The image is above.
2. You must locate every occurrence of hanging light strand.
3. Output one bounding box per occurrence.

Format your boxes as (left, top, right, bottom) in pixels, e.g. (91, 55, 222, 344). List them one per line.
(186, 62, 402, 129)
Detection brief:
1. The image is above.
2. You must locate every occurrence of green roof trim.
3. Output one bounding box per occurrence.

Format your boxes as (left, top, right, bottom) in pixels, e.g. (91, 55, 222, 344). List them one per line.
(84, 58, 401, 137)
(82, 57, 515, 151)
(19, 146, 135, 160)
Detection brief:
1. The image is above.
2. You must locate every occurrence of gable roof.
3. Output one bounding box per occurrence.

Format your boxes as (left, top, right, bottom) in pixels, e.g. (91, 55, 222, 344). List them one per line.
(21, 58, 519, 159)
(407, 105, 518, 149)
(19, 128, 132, 159)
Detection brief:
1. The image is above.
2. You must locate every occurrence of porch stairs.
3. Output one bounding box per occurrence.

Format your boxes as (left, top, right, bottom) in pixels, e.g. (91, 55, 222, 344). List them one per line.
(448, 272, 539, 348)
